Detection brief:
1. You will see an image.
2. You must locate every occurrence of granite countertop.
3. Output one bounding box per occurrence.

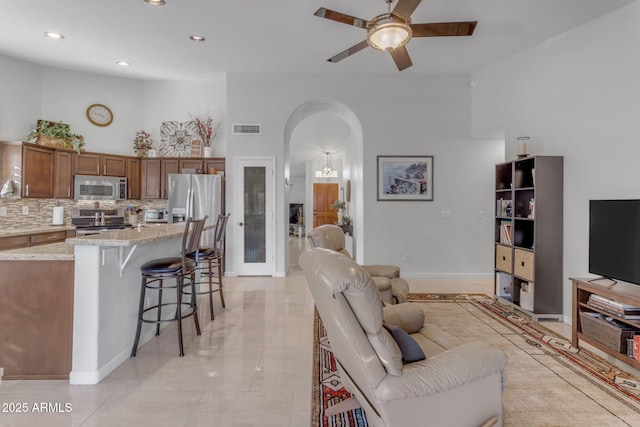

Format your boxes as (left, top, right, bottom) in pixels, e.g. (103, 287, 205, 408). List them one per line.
(0, 242, 74, 261)
(0, 225, 75, 238)
(0, 222, 215, 260)
(66, 222, 215, 247)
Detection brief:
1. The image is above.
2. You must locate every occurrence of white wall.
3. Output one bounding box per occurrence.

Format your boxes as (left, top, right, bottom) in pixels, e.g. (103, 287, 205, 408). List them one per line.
(0, 55, 41, 141)
(0, 54, 227, 159)
(226, 73, 503, 277)
(289, 176, 306, 204)
(471, 2, 640, 317)
(40, 67, 144, 155)
(143, 78, 227, 157)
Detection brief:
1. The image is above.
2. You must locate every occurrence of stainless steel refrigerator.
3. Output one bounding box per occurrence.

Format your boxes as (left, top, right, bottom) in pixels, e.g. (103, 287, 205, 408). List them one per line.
(167, 173, 222, 247)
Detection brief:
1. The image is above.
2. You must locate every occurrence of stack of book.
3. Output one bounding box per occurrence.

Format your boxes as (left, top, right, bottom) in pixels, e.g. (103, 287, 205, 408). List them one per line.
(499, 220, 512, 245)
(627, 335, 640, 361)
(588, 294, 640, 319)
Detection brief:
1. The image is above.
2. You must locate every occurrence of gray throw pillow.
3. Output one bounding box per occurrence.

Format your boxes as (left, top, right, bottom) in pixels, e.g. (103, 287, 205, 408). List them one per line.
(383, 322, 426, 364)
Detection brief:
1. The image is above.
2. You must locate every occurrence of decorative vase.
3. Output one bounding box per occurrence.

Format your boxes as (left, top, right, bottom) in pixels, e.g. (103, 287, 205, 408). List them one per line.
(203, 146, 213, 157)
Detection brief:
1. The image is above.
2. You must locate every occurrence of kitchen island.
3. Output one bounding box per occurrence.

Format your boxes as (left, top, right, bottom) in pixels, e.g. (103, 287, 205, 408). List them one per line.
(0, 222, 213, 384)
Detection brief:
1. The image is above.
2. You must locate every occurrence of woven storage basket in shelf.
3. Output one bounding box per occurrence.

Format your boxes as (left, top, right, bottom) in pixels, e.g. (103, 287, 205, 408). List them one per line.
(579, 311, 638, 353)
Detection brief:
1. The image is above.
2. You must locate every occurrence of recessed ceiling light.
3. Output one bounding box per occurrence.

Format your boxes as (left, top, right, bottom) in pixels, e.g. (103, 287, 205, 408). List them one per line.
(44, 32, 65, 39)
(144, 0, 166, 5)
(189, 35, 206, 42)
(116, 61, 130, 66)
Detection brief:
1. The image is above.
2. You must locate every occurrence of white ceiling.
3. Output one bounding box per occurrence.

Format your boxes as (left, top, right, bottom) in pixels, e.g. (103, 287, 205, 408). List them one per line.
(290, 113, 352, 176)
(0, 0, 634, 79)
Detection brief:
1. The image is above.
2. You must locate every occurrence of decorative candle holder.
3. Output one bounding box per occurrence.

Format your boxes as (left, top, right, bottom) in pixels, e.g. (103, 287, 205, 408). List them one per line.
(517, 136, 530, 158)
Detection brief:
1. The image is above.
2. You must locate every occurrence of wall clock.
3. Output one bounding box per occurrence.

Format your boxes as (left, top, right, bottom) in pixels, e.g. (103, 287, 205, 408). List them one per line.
(86, 103, 113, 126)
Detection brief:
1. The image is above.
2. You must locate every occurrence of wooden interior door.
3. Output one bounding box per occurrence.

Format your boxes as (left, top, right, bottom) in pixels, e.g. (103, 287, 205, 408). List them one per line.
(313, 183, 339, 227)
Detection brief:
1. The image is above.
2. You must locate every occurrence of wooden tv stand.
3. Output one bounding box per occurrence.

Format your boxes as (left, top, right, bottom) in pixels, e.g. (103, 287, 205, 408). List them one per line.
(572, 277, 640, 370)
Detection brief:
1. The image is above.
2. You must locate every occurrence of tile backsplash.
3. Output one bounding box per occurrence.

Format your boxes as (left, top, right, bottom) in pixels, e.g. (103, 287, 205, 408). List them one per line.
(0, 199, 167, 229)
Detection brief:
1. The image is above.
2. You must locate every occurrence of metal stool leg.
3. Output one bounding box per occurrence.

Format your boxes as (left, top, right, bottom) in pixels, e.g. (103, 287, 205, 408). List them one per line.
(131, 275, 147, 357)
(217, 257, 225, 308)
(191, 271, 201, 335)
(156, 279, 163, 336)
(207, 258, 215, 320)
(176, 276, 184, 357)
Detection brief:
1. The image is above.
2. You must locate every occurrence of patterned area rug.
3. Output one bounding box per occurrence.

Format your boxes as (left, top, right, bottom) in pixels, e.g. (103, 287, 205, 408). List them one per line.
(312, 294, 640, 427)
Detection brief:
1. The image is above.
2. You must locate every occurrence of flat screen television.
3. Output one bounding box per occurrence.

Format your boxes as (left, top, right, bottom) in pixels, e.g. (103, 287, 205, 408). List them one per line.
(589, 199, 640, 285)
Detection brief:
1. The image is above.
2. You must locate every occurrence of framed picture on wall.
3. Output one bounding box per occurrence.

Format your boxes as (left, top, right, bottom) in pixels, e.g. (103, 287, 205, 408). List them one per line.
(377, 155, 434, 201)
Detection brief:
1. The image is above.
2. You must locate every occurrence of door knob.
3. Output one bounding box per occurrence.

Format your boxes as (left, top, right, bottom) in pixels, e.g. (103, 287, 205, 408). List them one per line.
(239, 222, 244, 226)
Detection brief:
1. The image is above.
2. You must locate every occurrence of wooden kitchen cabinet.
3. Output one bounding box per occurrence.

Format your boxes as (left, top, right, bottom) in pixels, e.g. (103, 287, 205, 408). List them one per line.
(0, 230, 72, 251)
(54, 150, 74, 198)
(180, 159, 203, 171)
(74, 152, 101, 175)
(0, 235, 30, 251)
(0, 259, 74, 380)
(22, 143, 55, 198)
(141, 158, 179, 199)
(102, 154, 127, 176)
(74, 153, 126, 176)
(204, 159, 225, 174)
(161, 159, 179, 198)
(127, 157, 141, 200)
(30, 230, 68, 246)
(141, 158, 161, 199)
(142, 158, 226, 199)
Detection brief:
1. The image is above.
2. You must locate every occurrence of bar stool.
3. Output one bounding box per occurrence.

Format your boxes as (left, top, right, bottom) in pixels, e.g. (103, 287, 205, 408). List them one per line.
(186, 213, 230, 320)
(131, 216, 207, 357)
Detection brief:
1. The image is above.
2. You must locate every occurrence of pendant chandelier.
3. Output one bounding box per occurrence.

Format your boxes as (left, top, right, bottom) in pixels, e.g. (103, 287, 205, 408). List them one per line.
(322, 152, 333, 176)
(315, 152, 338, 178)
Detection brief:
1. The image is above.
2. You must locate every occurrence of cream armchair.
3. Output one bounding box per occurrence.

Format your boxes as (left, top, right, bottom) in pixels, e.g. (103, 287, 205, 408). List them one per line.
(307, 224, 409, 304)
(300, 248, 508, 427)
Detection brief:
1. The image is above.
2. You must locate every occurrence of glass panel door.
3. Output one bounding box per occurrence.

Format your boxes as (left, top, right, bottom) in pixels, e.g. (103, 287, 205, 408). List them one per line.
(235, 158, 274, 276)
(244, 166, 266, 263)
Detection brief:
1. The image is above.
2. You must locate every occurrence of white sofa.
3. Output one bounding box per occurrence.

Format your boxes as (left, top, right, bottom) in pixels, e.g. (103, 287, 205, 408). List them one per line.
(300, 247, 509, 427)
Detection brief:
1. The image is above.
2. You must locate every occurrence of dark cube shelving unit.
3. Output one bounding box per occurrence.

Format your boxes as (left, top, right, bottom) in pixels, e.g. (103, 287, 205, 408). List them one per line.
(494, 156, 564, 320)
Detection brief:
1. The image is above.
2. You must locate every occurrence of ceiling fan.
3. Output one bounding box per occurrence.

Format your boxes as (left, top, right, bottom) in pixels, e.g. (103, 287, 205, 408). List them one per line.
(314, 0, 477, 71)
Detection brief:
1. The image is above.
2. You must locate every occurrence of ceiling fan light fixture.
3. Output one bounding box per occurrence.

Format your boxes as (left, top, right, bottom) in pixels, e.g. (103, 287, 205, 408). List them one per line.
(144, 0, 166, 5)
(367, 15, 412, 51)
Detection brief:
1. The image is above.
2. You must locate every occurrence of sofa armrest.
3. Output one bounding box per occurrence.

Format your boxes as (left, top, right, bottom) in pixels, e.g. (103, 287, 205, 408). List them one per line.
(363, 265, 400, 279)
(375, 342, 509, 402)
(383, 303, 425, 334)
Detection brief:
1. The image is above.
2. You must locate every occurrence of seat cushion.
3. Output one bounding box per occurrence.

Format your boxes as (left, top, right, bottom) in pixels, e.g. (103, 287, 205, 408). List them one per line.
(141, 257, 195, 274)
(186, 247, 219, 260)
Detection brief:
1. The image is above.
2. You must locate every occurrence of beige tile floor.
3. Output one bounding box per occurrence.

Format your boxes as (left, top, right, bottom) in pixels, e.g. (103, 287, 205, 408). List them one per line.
(0, 240, 315, 427)
(2, 238, 621, 426)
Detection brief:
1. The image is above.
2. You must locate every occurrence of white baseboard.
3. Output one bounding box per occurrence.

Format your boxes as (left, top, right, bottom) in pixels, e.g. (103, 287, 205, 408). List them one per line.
(402, 273, 494, 280)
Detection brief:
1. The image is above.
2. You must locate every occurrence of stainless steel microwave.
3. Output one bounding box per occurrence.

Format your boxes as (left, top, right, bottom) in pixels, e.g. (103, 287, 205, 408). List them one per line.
(74, 175, 127, 201)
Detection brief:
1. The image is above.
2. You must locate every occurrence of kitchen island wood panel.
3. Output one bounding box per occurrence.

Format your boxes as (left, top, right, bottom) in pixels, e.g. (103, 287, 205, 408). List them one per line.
(0, 259, 74, 380)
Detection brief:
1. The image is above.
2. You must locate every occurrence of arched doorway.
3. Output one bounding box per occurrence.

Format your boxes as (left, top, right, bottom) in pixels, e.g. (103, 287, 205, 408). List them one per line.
(283, 99, 364, 269)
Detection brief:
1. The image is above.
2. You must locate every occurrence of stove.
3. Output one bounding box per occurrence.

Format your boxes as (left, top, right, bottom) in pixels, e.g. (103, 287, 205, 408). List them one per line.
(72, 206, 132, 235)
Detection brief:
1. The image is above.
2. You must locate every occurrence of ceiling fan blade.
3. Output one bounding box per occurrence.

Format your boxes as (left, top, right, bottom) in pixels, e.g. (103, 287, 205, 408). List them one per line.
(314, 8, 369, 29)
(389, 45, 413, 71)
(411, 21, 477, 37)
(392, 0, 423, 19)
(327, 40, 370, 63)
